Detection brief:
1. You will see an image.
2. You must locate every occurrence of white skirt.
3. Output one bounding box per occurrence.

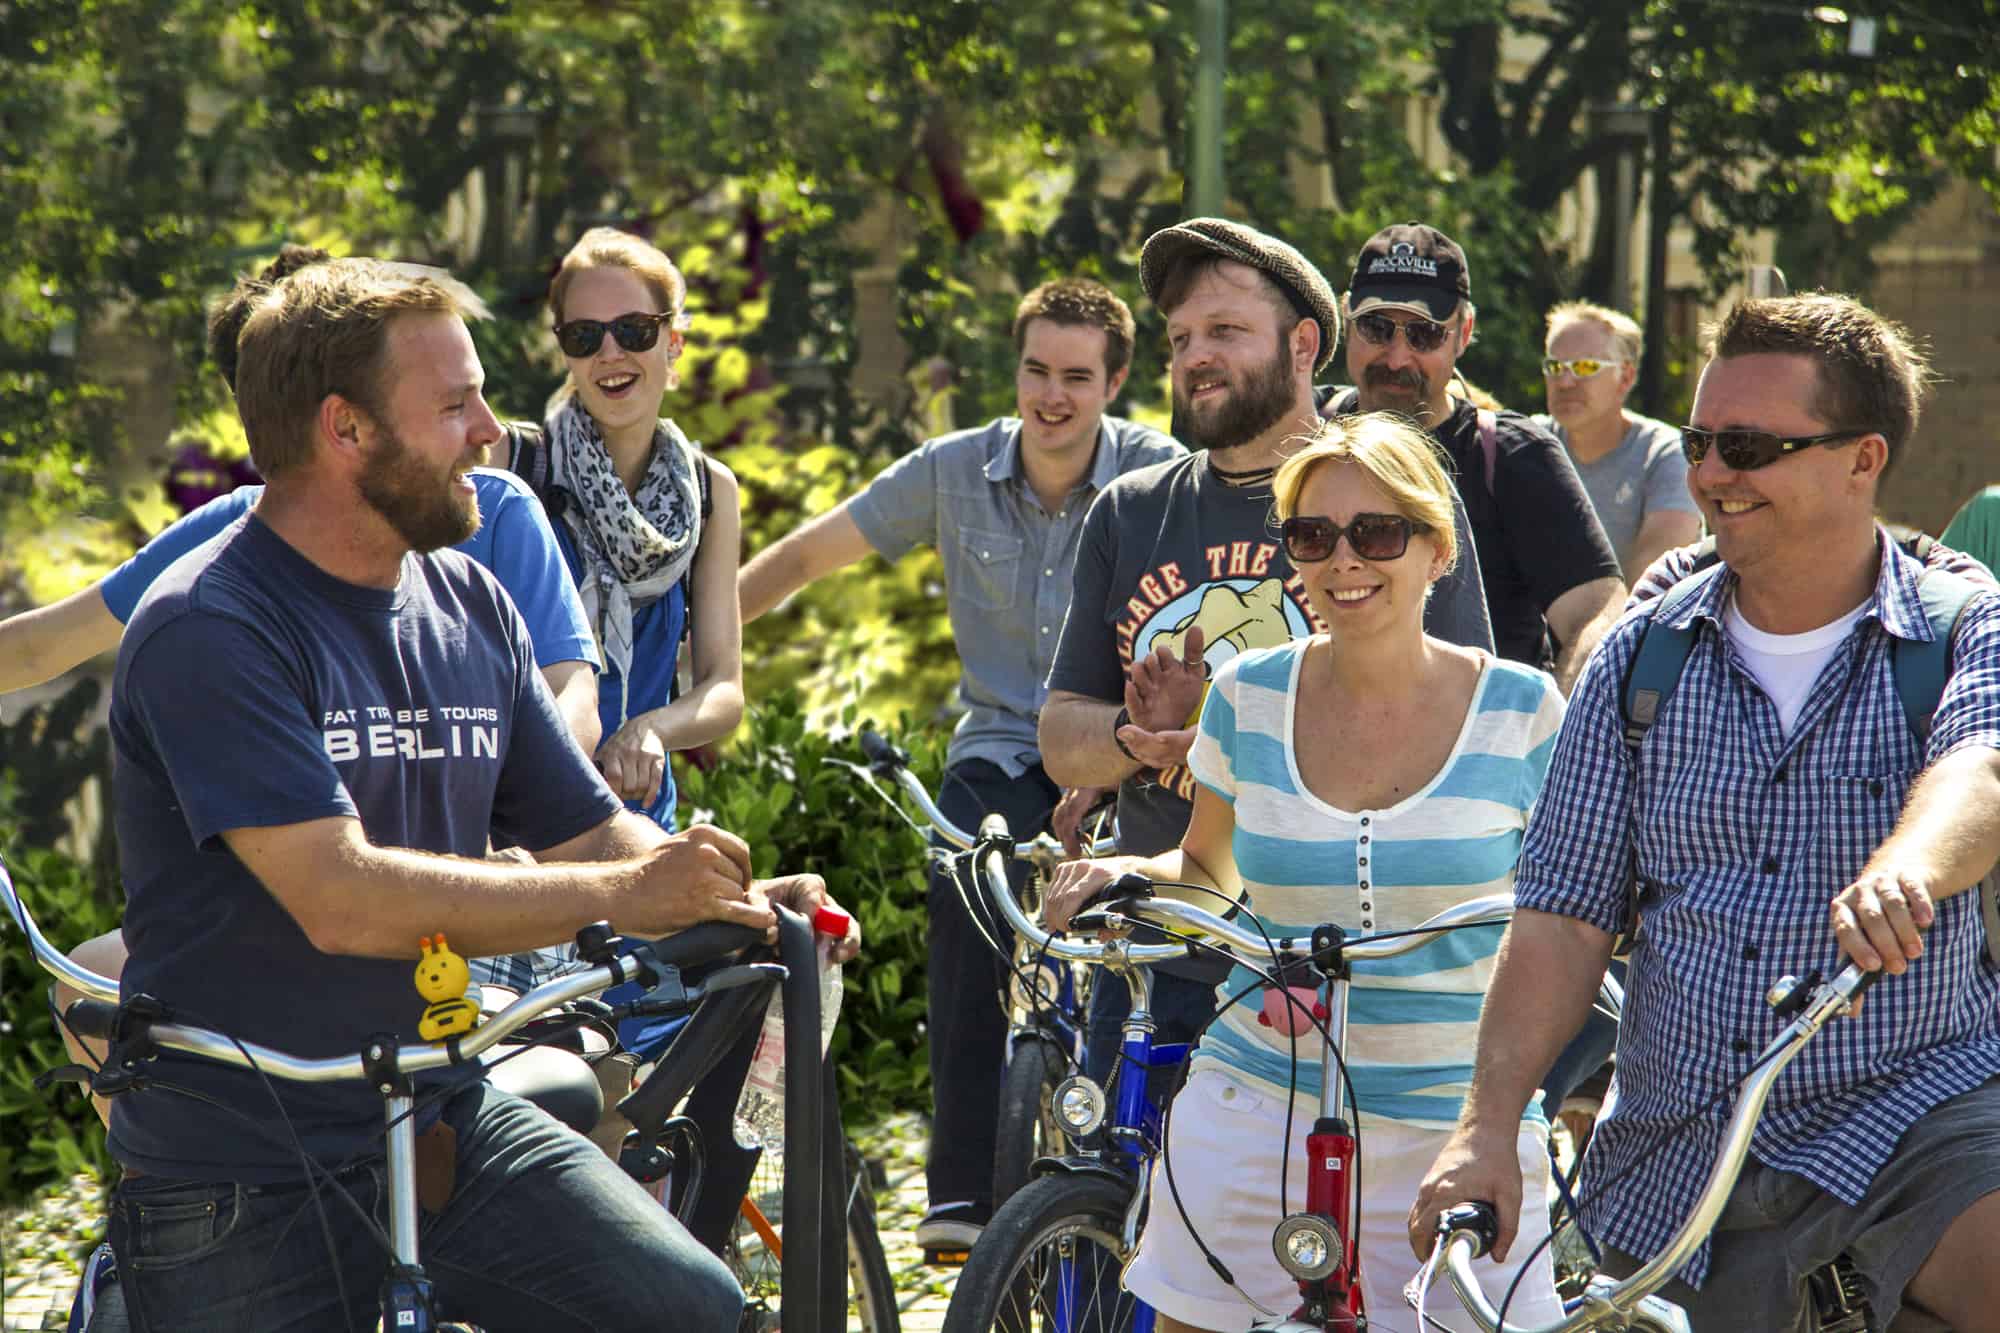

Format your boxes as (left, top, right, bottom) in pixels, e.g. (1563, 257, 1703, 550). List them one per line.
(1122, 1067, 1564, 1332)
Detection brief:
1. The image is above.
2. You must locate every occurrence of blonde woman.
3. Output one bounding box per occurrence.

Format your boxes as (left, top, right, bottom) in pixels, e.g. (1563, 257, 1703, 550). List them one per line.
(1046, 413, 1566, 1330)
(532, 227, 745, 830)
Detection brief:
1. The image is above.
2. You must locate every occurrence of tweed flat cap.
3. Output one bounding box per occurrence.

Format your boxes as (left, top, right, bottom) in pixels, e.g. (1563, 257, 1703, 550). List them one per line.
(1139, 217, 1342, 373)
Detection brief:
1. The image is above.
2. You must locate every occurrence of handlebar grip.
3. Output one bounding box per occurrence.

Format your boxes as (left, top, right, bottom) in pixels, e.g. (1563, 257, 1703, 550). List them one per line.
(648, 921, 769, 968)
(62, 998, 121, 1041)
(1436, 1202, 1501, 1258)
(858, 729, 907, 768)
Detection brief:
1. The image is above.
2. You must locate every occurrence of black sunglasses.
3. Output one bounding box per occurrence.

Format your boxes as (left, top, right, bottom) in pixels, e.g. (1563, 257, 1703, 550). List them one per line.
(552, 311, 677, 359)
(1679, 426, 1871, 472)
(1280, 513, 1425, 563)
(1352, 311, 1452, 354)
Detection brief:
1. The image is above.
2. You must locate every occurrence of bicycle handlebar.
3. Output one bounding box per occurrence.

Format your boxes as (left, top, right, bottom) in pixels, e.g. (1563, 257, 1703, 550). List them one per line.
(2, 849, 766, 1090)
(846, 729, 1117, 862)
(1419, 960, 1877, 1333)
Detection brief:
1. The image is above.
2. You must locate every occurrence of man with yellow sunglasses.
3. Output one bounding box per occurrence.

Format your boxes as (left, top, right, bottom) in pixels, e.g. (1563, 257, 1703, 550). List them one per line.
(1534, 301, 1702, 583)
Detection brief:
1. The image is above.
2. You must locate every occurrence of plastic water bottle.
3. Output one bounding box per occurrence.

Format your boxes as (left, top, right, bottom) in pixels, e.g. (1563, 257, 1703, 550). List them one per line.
(734, 903, 850, 1149)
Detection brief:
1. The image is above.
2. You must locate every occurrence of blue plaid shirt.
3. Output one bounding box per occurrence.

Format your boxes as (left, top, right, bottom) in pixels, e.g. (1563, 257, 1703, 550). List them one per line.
(1516, 530, 2000, 1285)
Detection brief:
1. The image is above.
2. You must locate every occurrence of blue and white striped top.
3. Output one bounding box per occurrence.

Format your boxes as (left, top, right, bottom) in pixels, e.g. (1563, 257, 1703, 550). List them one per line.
(1184, 640, 1564, 1126)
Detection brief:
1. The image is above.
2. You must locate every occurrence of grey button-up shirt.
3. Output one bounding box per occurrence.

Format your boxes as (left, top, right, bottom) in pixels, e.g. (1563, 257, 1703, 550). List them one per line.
(847, 415, 1185, 774)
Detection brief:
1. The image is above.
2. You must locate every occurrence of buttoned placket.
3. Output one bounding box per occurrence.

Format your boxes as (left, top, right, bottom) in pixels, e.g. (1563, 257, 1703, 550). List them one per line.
(1356, 813, 1374, 932)
(1028, 485, 1088, 686)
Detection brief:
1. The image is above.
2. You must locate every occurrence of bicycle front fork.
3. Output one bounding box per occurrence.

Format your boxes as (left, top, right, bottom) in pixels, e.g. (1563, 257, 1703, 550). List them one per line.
(1257, 1116, 1364, 1332)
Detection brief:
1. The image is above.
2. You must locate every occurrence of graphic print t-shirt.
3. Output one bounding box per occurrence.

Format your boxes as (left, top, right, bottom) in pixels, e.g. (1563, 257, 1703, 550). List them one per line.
(108, 515, 622, 1181)
(1046, 453, 1493, 856)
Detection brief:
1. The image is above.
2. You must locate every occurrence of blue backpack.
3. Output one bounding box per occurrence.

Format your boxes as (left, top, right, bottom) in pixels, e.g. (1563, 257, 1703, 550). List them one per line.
(1617, 533, 1995, 957)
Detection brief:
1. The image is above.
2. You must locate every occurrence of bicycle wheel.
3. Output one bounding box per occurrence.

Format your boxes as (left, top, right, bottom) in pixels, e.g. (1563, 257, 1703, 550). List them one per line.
(727, 1138, 898, 1332)
(992, 1033, 1068, 1208)
(942, 1173, 1140, 1333)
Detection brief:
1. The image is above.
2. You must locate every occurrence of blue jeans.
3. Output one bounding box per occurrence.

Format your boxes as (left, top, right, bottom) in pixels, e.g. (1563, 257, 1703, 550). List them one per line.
(108, 1081, 740, 1332)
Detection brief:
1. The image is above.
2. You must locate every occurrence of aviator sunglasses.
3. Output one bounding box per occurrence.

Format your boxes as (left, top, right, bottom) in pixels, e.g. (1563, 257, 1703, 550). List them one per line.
(1351, 311, 1453, 354)
(552, 310, 686, 359)
(1542, 357, 1622, 379)
(1280, 512, 1425, 563)
(1679, 425, 1872, 472)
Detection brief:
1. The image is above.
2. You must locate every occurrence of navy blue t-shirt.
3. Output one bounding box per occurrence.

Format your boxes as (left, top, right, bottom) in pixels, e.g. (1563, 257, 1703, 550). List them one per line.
(108, 515, 622, 1182)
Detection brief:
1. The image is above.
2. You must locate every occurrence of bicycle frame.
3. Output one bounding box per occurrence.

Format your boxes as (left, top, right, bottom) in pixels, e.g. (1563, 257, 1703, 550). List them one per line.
(1066, 886, 1531, 1333)
(0, 852, 812, 1333)
(1414, 962, 1878, 1333)
(838, 735, 1117, 1146)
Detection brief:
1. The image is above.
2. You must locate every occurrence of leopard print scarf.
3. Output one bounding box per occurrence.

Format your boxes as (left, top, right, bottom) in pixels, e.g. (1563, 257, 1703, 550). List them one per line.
(545, 392, 702, 717)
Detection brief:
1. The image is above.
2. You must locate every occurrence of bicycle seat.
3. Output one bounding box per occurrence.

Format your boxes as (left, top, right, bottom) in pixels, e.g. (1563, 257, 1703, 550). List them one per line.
(484, 1043, 603, 1135)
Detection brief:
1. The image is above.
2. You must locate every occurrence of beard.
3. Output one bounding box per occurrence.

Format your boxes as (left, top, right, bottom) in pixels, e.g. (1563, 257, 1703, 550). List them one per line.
(1355, 363, 1436, 421)
(357, 423, 481, 554)
(1174, 333, 1296, 453)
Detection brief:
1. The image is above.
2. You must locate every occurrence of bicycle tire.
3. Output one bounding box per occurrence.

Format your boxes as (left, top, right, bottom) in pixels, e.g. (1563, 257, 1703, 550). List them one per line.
(726, 1137, 899, 1333)
(941, 1172, 1140, 1333)
(991, 1034, 1068, 1208)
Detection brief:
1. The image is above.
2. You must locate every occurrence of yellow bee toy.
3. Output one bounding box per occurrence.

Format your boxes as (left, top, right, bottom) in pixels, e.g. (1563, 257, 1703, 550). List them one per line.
(415, 933, 481, 1040)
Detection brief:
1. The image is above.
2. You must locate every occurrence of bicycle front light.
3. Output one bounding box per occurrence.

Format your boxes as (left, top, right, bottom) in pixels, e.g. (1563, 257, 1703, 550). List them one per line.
(1053, 1076, 1107, 1139)
(1272, 1213, 1343, 1281)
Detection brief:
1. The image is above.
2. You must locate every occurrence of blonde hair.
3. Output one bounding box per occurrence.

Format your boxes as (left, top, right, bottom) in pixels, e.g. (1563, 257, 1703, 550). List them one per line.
(548, 227, 688, 394)
(1545, 299, 1643, 365)
(234, 258, 482, 478)
(1272, 412, 1459, 573)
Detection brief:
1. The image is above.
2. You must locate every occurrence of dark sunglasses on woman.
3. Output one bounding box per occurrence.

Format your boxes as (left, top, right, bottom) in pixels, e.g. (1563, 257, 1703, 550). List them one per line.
(1350, 311, 1452, 354)
(1280, 512, 1426, 563)
(1679, 426, 1871, 472)
(553, 311, 678, 359)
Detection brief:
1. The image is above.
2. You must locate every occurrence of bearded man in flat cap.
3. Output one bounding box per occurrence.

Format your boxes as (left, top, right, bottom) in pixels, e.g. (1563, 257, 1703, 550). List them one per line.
(1038, 217, 1494, 1084)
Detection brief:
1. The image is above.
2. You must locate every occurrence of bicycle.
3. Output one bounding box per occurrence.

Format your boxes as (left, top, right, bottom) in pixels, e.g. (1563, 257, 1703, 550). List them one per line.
(939, 820, 1572, 1333)
(6, 853, 885, 1333)
(835, 729, 1116, 1215)
(1410, 961, 1882, 1333)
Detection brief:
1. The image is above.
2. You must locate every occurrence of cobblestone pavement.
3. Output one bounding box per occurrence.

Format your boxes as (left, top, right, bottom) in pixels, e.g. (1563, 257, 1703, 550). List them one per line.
(2, 1118, 960, 1333)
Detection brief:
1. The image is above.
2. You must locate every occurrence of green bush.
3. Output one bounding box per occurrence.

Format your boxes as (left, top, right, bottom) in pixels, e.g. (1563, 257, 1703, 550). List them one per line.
(0, 819, 118, 1204)
(676, 690, 948, 1125)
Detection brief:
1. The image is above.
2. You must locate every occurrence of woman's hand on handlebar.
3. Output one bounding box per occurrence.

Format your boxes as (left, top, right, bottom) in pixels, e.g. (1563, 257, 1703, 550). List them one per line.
(1407, 1124, 1526, 1263)
(1044, 855, 1147, 932)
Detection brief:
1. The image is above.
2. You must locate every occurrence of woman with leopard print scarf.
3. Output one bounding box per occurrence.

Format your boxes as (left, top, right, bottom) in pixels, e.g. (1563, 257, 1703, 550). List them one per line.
(541, 226, 745, 831)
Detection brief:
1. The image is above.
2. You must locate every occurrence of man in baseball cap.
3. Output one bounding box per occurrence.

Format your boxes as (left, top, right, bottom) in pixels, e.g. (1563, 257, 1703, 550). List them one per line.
(1326, 220, 1624, 692)
(1040, 215, 1495, 1131)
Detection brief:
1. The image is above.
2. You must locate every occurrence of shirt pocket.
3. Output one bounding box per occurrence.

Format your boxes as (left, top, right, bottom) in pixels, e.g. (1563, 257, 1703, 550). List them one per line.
(1819, 769, 1914, 888)
(955, 526, 1024, 612)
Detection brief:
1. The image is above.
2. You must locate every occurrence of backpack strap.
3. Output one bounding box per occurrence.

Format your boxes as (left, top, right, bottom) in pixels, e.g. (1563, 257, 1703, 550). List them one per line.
(1476, 408, 1498, 498)
(504, 421, 561, 516)
(1620, 561, 1724, 750)
(1891, 567, 1982, 742)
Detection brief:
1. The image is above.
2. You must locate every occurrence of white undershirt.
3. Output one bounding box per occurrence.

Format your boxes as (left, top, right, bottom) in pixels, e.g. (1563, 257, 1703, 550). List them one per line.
(1722, 593, 1871, 737)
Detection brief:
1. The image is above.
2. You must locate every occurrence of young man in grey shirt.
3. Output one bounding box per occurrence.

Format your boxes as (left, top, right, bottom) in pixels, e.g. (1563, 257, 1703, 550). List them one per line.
(1533, 299, 1702, 583)
(740, 277, 1182, 1254)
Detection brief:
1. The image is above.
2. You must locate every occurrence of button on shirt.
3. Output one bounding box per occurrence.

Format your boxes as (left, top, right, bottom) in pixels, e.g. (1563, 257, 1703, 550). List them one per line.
(846, 415, 1183, 774)
(1515, 533, 2000, 1286)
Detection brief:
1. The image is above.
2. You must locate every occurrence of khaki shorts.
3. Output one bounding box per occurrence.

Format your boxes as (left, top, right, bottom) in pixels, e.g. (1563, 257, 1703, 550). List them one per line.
(1601, 1077, 2000, 1331)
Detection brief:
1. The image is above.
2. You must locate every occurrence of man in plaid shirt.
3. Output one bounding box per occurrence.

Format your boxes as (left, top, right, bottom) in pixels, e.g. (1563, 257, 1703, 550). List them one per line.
(1411, 293, 2000, 1331)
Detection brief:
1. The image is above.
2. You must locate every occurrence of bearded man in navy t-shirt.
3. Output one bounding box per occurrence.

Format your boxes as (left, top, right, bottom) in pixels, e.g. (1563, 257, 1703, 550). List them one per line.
(103, 258, 850, 1332)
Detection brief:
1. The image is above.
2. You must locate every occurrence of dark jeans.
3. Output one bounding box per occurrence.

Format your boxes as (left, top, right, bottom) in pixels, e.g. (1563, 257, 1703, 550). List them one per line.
(926, 757, 1061, 1211)
(108, 1081, 740, 1333)
(1083, 967, 1221, 1108)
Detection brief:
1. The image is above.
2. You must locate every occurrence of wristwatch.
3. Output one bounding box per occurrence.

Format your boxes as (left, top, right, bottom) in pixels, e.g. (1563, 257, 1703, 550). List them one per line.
(1112, 706, 1141, 762)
